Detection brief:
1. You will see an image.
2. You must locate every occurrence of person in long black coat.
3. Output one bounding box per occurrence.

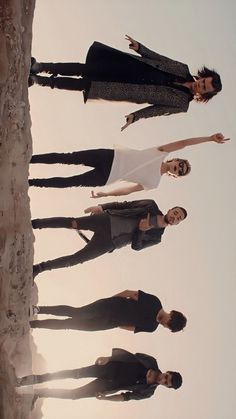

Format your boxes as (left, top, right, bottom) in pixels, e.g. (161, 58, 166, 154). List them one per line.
(29, 35, 222, 130)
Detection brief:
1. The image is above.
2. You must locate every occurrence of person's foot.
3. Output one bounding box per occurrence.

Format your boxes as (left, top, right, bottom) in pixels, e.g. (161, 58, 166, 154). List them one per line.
(31, 394, 39, 410)
(33, 264, 43, 279)
(16, 375, 38, 386)
(29, 305, 40, 318)
(30, 57, 42, 74)
(28, 74, 36, 87)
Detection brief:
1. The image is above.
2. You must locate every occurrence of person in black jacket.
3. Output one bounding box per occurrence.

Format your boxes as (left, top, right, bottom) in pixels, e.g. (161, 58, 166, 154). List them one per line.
(32, 199, 187, 278)
(29, 289, 187, 333)
(17, 348, 182, 402)
(28, 35, 222, 130)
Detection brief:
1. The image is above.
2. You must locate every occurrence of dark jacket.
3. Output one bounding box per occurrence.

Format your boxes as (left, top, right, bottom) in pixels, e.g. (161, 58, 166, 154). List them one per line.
(106, 348, 160, 401)
(85, 41, 193, 123)
(101, 199, 165, 251)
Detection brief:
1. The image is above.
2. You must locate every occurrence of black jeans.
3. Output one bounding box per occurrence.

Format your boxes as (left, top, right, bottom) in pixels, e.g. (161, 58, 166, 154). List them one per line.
(20, 363, 122, 400)
(21, 362, 121, 400)
(33, 213, 114, 273)
(30, 298, 123, 331)
(29, 149, 114, 188)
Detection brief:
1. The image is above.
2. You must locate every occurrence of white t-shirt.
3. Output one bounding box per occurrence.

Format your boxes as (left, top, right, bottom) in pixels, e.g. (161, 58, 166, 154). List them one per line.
(106, 146, 169, 190)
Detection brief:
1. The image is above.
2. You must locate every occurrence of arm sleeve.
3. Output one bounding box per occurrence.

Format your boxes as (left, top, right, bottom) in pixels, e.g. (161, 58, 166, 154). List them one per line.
(132, 104, 185, 123)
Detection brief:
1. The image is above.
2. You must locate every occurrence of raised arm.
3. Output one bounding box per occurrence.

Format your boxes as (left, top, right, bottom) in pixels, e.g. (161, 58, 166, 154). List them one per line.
(159, 133, 230, 153)
(91, 184, 144, 199)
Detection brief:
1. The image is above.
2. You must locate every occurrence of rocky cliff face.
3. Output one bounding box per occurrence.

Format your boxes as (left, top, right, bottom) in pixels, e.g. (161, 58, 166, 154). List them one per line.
(0, 1, 44, 418)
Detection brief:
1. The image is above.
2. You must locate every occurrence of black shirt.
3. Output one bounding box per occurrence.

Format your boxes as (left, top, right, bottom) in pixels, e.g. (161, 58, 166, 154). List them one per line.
(101, 290, 162, 333)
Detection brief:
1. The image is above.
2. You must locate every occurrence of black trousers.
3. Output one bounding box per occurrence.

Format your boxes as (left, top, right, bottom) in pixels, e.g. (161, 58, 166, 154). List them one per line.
(30, 298, 125, 331)
(29, 149, 114, 188)
(33, 213, 114, 273)
(20, 363, 122, 400)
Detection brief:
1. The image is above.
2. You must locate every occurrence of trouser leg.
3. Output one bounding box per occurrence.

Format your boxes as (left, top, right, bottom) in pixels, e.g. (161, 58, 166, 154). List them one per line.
(35, 378, 113, 400)
(34, 75, 87, 91)
(32, 214, 113, 273)
(29, 149, 114, 188)
(30, 299, 114, 331)
(37, 62, 86, 76)
(29, 169, 105, 188)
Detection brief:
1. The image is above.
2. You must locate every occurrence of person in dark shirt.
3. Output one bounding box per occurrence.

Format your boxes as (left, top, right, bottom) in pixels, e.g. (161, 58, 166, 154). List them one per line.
(29, 289, 187, 333)
(28, 35, 222, 130)
(32, 199, 187, 278)
(17, 348, 183, 403)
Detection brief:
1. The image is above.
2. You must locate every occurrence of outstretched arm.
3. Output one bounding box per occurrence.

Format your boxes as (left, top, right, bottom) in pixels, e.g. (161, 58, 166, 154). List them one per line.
(91, 184, 144, 198)
(159, 133, 230, 153)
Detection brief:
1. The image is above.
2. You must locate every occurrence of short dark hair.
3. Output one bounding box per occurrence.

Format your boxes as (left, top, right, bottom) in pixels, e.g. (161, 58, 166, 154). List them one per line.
(168, 310, 187, 332)
(168, 371, 183, 390)
(197, 66, 222, 102)
(171, 206, 188, 219)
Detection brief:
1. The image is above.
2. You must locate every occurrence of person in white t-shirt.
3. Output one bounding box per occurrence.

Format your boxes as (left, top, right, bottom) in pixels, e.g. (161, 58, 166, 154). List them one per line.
(29, 133, 228, 195)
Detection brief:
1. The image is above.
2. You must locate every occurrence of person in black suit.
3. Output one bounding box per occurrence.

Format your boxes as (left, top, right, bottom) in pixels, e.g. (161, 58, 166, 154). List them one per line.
(17, 348, 182, 402)
(29, 35, 222, 130)
(32, 199, 187, 278)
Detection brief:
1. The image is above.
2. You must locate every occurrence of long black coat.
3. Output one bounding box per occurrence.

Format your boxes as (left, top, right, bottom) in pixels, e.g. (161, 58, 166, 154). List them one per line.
(84, 41, 193, 123)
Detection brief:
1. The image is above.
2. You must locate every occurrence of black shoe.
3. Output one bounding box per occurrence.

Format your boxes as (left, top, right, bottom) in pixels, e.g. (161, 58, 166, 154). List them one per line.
(28, 74, 35, 87)
(33, 264, 43, 279)
(30, 57, 42, 74)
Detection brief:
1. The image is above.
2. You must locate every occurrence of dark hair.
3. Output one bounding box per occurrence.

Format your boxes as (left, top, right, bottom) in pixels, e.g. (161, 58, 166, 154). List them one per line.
(168, 371, 183, 390)
(196, 66, 222, 102)
(171, 206, 188, 219)
(166, 158, 191, 176)
(168, 310, 187, 332)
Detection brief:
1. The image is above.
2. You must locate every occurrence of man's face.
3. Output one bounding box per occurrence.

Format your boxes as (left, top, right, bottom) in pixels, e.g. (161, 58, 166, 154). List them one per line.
(192, 77, 214, 95)
(168, 159, 187, 177)
(166, 207, 185, 225)
(158, 372, 172, 388)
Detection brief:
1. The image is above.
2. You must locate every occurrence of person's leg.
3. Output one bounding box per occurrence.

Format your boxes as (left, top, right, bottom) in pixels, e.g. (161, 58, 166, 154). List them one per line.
(30, 300, 115, 331)
(29, 149, 114, 188)
(30, 75, 87, 91)
(34, 378, 113, 400)
(32, 214, 113, 277)
(31, 61, 86, 76)
(29, 169, 104, 188)
(38, 305, 79, 317)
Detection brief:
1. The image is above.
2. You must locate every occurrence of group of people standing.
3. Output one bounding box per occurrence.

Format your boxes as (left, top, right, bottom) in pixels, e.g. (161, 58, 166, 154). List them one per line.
(18, 35, 229, 406)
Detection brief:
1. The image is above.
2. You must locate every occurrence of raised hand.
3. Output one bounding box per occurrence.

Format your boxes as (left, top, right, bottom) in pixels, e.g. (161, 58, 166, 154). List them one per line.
(210, 133, 230, 143)
(125, 34, 139, 51)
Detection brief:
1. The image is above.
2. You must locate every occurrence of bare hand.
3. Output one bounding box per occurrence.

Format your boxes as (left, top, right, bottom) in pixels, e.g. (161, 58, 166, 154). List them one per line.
(125, 35, 139, 51)
(210, 133, 230, 143)
(121, 114, 134, 131)
(91, 191, 107, 199)
(96, 392, 106, 400)
(95, 357, 109, 365)
(139, 213, 153, 231)
(84, 205, 103, 214)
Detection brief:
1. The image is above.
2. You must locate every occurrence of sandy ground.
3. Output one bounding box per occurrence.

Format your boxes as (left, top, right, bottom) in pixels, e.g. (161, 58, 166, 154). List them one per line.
(0, 1, 44, 418)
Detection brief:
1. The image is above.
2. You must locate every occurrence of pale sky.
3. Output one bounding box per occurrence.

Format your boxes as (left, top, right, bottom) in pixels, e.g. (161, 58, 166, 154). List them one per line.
(28, 1, 236, 418)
